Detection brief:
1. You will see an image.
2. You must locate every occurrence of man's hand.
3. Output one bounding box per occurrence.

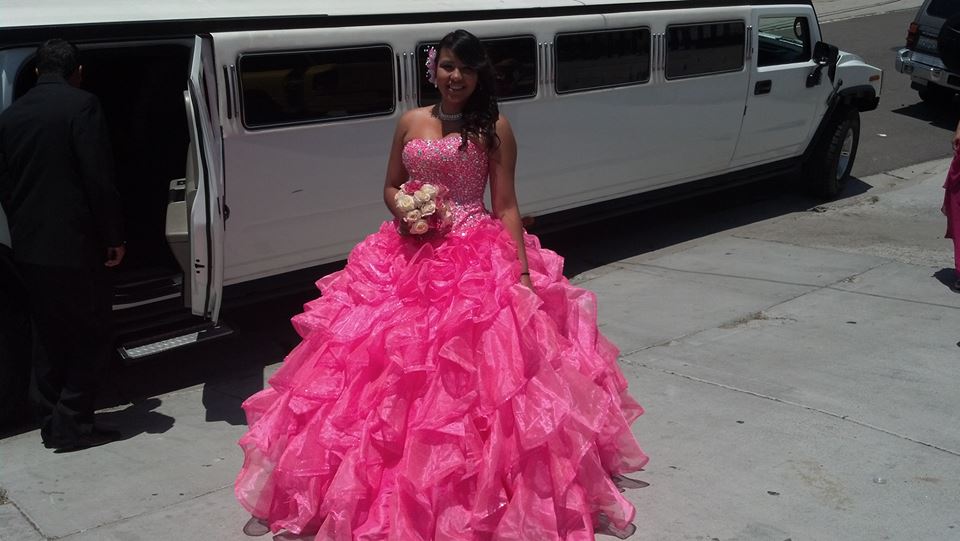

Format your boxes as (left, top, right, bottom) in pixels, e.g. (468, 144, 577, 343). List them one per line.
(105, 244, 125, 267)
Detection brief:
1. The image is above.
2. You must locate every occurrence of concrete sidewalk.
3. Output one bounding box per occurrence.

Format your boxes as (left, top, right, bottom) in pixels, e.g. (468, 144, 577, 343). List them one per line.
(1, 158, 959, 540)
(813, 0, 921, 21)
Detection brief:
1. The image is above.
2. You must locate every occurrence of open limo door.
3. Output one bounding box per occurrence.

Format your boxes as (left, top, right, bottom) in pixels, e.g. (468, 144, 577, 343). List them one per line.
(182, 35, 225, 322)
(120, 37, 226, 360)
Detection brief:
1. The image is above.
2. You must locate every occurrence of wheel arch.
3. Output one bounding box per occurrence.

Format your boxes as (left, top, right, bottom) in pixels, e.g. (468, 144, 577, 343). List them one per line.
(839, 84, 879, 112)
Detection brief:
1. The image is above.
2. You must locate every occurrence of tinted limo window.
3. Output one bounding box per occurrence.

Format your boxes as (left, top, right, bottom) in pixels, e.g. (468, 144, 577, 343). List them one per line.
(555, 28, 651, 93)
(666, 21, 745, 79)
(239, 45, 394, 128)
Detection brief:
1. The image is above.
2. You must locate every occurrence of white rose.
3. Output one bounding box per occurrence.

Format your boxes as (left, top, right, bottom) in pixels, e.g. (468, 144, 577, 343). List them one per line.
(405, 209, 422, 222)
(421, 184, 439, 198)
(420, 201, 437, 217)
(395, 193, 416, 212)
(414, 190, 431, 203)
(409, 219, 430, 235)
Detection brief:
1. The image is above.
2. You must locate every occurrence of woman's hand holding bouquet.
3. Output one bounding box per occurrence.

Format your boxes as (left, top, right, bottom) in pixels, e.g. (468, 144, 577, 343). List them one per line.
(395, 181, 451, 235)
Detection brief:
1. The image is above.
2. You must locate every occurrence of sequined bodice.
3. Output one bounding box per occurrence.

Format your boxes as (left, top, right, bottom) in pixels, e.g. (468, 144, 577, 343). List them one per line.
(402, 134, 489, 232)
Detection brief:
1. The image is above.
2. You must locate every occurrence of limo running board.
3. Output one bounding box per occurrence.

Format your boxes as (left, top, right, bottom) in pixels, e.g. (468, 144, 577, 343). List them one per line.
(117, 322, 232, 361)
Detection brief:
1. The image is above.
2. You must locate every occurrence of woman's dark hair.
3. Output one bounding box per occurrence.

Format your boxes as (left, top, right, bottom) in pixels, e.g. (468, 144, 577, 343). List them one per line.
(36, 39, 80, 79)
(436, 30, 500, 151)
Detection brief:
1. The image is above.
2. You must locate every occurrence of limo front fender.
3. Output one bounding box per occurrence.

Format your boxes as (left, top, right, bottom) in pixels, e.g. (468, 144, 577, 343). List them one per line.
(837, 51, 882, 112)
(839, 85, 880, 112)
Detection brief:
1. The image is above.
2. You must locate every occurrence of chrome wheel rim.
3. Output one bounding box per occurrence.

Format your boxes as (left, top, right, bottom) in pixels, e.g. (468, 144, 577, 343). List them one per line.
(836, 127, 854, 181)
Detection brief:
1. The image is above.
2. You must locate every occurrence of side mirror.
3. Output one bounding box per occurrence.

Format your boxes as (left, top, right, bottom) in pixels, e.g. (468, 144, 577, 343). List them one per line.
(808, 41, 840, 87)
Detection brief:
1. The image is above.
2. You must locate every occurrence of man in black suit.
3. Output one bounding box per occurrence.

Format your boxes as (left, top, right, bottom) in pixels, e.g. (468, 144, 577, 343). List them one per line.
(0, 39, 125, 451)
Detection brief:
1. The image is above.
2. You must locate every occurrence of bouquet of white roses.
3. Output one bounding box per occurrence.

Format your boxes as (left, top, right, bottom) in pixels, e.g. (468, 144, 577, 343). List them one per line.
(394, 181, 451, 235)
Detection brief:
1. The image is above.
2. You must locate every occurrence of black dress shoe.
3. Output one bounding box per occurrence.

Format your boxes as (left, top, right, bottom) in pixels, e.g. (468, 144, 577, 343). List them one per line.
(44, 429, 121, 453)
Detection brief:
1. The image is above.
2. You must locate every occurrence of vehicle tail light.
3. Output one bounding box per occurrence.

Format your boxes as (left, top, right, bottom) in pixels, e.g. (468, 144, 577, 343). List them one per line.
(906, 22, 919, 49)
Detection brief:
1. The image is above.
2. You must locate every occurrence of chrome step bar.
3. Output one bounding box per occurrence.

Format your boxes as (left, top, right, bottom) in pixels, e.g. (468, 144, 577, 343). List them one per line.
(117, 322, 232, 360)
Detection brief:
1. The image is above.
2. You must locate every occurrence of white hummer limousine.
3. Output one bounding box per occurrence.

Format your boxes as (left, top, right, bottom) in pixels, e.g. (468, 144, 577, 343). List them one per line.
(0, 0, 881, 400)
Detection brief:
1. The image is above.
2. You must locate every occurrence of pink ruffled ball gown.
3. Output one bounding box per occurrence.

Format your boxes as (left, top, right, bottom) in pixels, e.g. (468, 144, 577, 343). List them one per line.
(235, 134, 648, 540)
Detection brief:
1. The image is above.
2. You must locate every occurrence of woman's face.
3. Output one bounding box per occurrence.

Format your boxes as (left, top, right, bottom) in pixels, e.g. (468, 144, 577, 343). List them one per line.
(435, 48, 478, 109)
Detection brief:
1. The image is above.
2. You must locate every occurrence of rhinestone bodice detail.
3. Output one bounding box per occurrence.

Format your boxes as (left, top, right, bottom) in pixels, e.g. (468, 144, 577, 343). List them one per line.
(402, 134, 489, 232)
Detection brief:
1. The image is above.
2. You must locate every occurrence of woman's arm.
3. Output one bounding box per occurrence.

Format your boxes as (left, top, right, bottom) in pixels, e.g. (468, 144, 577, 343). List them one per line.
(489, 116, 533, 290)
(953, 118, 960, 152)
(384, 112, 413, 221)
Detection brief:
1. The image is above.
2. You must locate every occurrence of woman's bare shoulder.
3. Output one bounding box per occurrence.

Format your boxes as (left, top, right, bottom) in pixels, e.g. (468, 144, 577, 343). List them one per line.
(397, 106, 436, 140)
(400, 106, 435, 125)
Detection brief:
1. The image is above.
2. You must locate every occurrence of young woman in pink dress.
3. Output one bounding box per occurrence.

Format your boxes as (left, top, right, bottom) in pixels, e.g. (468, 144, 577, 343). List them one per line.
(947, 123, 960, 290)
(235, 29, 648, 540)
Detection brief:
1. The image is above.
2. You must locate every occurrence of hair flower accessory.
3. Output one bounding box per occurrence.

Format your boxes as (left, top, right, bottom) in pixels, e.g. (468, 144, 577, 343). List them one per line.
(425, 46, 438, 86)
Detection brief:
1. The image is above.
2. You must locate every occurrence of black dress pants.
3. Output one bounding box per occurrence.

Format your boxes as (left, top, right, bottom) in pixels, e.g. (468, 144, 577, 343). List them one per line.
(19, 263, 113, 445)
(0, 246, 32, 423)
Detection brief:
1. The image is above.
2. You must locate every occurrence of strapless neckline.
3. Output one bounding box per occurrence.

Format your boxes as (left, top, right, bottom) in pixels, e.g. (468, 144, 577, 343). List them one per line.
(402, 132, 465, 149)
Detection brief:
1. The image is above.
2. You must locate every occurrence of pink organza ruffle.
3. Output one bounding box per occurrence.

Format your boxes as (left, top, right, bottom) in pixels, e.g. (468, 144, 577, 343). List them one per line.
(235, 217, 647, 540)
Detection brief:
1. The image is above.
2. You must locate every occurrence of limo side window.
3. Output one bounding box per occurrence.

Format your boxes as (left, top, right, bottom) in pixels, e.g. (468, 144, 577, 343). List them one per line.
(555, 28, 651, 93)
(665, 21, 746, 79)
(417, 36, 537, 105)
(757, 17, 811, 66)
(238, 45, 394, 129)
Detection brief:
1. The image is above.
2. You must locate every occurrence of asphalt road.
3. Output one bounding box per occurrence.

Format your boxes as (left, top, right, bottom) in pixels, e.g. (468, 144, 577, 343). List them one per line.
(824, 9, 960, 177)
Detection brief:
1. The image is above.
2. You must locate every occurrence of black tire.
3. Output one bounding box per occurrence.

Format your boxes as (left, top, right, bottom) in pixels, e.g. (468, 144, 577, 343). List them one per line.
(806, 107, 860, 199)
(918, 83, 954, 105)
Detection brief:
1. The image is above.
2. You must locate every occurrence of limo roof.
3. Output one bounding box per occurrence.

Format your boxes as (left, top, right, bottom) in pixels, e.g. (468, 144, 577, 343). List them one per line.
(2, 0, 808, 29)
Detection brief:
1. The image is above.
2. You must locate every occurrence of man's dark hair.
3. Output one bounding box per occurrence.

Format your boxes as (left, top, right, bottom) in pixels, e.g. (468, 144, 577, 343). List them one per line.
(36, 39, 80, 78)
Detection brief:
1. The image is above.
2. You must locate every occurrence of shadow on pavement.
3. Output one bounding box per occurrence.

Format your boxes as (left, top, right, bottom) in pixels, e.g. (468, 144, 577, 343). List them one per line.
(891, 101, 960, 131)
(96, 398, 175, 438)
(539, 175, 872, 278)
(933, 267, 959, 290)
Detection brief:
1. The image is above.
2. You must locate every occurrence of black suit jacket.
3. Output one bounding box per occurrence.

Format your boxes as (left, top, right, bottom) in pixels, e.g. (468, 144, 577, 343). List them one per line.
(0, 74, 123, 269)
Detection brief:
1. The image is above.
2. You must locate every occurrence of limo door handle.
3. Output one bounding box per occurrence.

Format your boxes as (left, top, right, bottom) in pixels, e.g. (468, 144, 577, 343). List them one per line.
(754, 80, 773, 95)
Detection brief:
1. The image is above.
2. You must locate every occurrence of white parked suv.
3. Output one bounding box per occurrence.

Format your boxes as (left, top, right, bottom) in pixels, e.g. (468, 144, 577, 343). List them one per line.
(895, 0, 960, 104)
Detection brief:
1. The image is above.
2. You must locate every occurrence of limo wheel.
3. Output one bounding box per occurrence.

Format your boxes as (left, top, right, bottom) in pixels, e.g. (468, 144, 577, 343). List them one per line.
(807, 107, 860, 199)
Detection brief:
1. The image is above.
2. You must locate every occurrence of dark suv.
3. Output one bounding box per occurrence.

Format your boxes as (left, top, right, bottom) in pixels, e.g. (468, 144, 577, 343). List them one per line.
(895, 0, 960, 104)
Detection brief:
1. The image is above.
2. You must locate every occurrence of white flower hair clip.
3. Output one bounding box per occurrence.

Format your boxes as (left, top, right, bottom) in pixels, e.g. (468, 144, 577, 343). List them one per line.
(425, 46, 438, 86)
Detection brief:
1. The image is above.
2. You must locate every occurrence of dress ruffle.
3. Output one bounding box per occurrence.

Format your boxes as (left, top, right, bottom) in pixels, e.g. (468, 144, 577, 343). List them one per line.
(236, 217, 648, 540)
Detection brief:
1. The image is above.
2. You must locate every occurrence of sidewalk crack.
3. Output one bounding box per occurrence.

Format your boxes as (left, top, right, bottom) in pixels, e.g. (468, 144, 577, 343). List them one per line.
(47, 484, 233, 540)
(5, 496, 46, 540)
